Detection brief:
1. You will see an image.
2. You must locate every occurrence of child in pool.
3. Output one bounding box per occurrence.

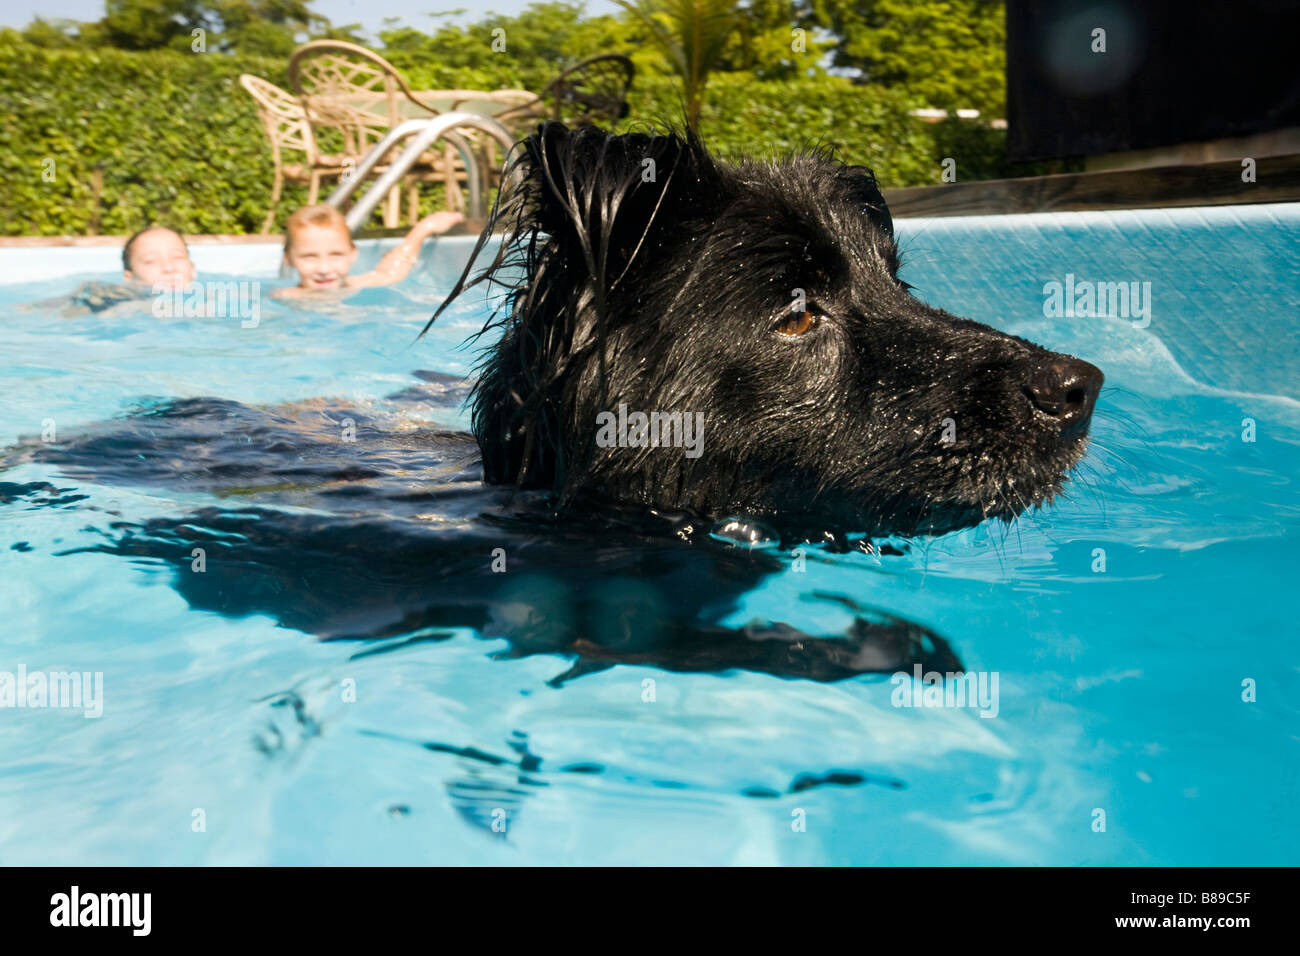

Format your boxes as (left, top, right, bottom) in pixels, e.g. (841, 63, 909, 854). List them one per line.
(275, 205, 463, 298)
(122, 226, 197, 289)
(23, 225, 197, 317)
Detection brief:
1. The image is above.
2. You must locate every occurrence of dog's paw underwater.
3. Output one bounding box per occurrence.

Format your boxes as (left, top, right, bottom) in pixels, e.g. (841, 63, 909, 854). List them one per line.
(437, 121, 1103, 539)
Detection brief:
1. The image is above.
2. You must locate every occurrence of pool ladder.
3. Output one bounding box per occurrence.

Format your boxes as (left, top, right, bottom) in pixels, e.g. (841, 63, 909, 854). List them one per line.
(324, 111, 517, 233)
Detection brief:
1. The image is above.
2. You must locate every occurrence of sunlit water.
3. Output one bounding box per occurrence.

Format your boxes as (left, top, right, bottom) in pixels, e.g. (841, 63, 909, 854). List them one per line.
(1, 209, 1297, 865)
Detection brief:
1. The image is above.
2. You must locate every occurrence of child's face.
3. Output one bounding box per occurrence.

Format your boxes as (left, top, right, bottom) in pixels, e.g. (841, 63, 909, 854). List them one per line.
(285, 224, 358, 290)
(125, 230, 196, 288)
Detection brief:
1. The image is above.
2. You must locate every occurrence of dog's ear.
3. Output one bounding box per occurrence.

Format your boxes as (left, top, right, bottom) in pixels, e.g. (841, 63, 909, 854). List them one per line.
(841, 163, 894, 242)
(422, 123, 719, 342)
(429, 123, 723, 491)
(521, 122, 720, 298)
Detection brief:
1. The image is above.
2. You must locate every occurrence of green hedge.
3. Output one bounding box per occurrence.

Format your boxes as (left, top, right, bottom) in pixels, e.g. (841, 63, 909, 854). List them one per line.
(0, 40, 1022, 237)
(0, 43, 292, 235)
(635, 72, 939, 186)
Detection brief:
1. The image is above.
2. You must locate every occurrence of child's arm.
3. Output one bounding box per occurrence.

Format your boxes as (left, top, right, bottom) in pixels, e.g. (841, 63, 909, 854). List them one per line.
(350, 211, 464, 288)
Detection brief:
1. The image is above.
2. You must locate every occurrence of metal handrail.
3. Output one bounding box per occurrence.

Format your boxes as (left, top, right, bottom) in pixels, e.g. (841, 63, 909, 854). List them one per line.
(324, 111, 517, 232)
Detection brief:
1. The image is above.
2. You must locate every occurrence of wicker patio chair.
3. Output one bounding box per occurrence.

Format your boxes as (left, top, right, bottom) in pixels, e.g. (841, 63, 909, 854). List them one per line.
(288, 40, 470, 226)
(540, 54, 635, 126)
(239, 74, 352, 234)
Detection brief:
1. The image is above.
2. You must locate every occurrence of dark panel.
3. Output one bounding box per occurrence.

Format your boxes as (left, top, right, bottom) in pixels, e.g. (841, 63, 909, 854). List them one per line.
(1007, 0, 1300, 161)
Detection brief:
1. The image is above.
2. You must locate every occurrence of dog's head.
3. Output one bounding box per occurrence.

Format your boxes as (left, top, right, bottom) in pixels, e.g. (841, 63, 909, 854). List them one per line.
(431, 123, 1102, 538)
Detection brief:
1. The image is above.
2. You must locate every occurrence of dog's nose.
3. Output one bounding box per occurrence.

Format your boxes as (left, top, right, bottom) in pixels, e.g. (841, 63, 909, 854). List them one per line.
(1023, 358, 1103, 434)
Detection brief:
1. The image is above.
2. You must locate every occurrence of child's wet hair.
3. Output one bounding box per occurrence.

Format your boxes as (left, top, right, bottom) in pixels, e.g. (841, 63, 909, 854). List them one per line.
(285, 205, 353, 254)
(122, 225, 187, 271)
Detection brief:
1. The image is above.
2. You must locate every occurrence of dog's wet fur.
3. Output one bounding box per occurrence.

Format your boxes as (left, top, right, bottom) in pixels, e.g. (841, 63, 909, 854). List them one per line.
(7, 123, 1102, 684)
(437, 122, 1102, 539)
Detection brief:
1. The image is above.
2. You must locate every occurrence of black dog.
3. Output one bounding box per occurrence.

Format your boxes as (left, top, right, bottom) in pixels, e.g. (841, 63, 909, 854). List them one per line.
(436, 122, 1102, 538)
(9, 123, 1101, 685)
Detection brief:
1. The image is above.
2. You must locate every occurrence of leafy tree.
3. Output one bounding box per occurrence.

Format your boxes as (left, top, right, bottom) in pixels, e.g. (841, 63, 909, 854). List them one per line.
(713, 0, 826, 81)
(614, 0, 746, 129)
(100, 0, 206, 50)
(24, 0, 329, 55)
(809, 0, 1006, 116)
(208, 0, 332, 56)
(376, 3, 654, 93)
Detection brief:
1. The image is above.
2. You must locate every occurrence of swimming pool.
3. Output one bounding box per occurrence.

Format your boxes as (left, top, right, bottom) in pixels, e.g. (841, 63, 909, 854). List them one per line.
(1, 205, 1297, 865)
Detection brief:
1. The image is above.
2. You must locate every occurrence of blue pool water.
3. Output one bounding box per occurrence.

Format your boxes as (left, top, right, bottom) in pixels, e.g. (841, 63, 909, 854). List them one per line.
(1, 206, 1297, 865)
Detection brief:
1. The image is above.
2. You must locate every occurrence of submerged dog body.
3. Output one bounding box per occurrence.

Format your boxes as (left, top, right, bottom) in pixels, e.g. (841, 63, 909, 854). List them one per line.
(439, 123, 1102, 538)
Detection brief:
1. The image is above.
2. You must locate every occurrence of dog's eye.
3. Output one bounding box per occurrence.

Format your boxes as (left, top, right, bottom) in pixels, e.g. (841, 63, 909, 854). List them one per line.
(774, 310, 817, 337)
